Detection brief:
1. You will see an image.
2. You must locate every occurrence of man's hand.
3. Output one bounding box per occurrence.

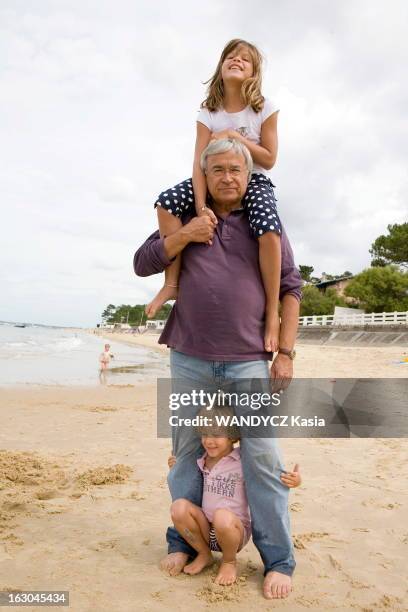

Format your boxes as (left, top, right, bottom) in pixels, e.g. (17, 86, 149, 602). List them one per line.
(270, 353, 293, 392)
(196, 207, 218, 244)
(180, 215, 217, 245)
(197, 205, 218, 225)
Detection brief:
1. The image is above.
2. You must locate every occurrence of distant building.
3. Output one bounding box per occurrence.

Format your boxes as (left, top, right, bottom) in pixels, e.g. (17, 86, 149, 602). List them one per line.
(146, 320, 166, 330)
(315, 275, 354, 299)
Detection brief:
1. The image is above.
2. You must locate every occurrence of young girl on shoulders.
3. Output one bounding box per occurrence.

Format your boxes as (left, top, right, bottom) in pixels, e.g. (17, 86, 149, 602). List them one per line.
(147, 39, 282, 353)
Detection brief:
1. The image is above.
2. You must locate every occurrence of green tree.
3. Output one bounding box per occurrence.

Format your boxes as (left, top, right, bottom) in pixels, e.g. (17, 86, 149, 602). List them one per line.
(369, 223, 408, 268)
(101, 303, 172, 325)
(299, 265, 314, 282)
(300, 286, 346, 316)
(101, 304, 116, 323)
(344, 266, 408, 312)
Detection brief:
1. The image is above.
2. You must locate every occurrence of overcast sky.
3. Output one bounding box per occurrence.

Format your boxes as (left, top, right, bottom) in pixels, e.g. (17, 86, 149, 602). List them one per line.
(1, 0, 407, 327)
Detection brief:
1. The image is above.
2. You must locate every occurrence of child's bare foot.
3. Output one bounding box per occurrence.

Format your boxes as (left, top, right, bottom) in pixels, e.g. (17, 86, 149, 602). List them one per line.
(214, 560, 237, 585)
(183, 551, 213, 575)
(264, 309, 279, 352)
(145, 284, 178, 318)
(160, 552, 189, 576)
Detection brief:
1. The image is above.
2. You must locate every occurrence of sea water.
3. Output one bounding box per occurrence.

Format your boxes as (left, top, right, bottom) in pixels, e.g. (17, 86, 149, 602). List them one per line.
(0, 323, 169, 386)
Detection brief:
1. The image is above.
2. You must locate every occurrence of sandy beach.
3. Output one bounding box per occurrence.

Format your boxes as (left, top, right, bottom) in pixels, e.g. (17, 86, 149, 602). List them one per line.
(1, 337, 407, 611)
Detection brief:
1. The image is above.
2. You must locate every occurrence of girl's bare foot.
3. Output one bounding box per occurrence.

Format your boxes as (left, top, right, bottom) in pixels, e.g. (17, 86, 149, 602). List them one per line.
(183, 551, 213, 575)
(145, 285, 178, 319)
(160, 552, 189, 576)
(214, 560, 237, 585)
(264, 309, 279, 352)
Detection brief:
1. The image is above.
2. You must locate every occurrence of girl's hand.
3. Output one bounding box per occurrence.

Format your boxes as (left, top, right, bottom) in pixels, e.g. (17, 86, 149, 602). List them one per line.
(168, 455, 176, 469)
(197, 205, 218, 224)
(210, 129, 233, 141)
(280, 464, 301, 488)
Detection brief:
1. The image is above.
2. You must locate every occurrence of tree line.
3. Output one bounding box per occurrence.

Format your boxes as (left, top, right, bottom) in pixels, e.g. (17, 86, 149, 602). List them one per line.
(299, 223, 408, 316)
(101, 223, 408, 322)
(101, 303, 172, 326)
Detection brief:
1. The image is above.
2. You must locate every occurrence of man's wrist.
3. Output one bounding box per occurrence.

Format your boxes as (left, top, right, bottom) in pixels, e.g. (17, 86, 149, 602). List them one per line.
(178, 225, 191, 247)
(278, 347, 296, 360)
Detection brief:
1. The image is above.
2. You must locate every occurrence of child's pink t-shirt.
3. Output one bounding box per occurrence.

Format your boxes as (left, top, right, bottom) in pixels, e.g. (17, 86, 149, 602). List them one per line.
(197, 447, 251, 537)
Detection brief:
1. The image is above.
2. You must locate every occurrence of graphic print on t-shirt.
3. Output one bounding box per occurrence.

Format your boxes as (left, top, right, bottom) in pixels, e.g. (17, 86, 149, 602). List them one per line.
(236, 126, 249, 138)
(203, 471, 242, 499)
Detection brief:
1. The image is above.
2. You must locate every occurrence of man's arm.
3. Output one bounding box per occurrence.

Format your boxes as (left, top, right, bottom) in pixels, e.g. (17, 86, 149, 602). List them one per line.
(133, 217, 216, 277)
(133, 230, 169, 277)
(271, 228, 302, 386)
(270, 294, 300, 387)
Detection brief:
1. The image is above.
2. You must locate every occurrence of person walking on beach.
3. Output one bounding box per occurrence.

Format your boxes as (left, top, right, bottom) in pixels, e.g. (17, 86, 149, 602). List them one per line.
(134, 138, 301, 599)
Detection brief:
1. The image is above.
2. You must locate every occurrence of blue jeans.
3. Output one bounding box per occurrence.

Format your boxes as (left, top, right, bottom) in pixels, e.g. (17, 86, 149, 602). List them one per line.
(166, 349, 296, 577)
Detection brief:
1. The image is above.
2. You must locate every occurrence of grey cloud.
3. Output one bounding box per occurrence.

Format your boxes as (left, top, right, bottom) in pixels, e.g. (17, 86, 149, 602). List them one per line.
(0, 0, 406, 326)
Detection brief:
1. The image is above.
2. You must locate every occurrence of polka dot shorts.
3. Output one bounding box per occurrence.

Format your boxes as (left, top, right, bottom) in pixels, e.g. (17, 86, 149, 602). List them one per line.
(244, 174, 281, 237)
(154, 179, 195, 217)
(154, 173, 282, 238)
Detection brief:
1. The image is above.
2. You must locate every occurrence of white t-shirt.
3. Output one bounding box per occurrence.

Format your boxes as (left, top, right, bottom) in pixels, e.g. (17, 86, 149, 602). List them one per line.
(197, 98, 279, 175)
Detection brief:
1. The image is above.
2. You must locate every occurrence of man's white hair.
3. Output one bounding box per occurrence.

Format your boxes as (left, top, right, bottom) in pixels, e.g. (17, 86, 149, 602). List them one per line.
(200, 138, 253, 181)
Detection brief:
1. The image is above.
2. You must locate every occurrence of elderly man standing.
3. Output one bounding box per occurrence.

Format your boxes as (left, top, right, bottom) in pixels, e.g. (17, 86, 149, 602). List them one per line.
(134, 139, 301, 599)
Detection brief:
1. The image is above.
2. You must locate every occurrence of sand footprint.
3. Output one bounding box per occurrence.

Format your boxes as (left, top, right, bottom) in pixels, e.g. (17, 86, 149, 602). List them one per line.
(293, 532, 330, 550)
(35, 489, 59, 500)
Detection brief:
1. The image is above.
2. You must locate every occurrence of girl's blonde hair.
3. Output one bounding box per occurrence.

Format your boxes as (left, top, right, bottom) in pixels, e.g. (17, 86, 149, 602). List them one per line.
(202, 39, 264, 113)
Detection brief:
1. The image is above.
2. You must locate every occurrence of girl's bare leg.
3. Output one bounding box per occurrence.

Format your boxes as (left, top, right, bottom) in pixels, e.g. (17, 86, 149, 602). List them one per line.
(170, 499, 213, 575)
(258, 232, 282, 352)
(212, 509, 245, 585)
(145, 207, 182, 318)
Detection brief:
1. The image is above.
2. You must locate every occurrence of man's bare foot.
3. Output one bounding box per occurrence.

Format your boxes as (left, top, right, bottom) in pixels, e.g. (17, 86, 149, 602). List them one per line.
(160, 552, 189, 576)
(183, 551, 213, 575)
(263, 570, 292, 599)
(264, 310, 279, 352)
(214, 560, 237, 586)
(145, 285, 178, 318)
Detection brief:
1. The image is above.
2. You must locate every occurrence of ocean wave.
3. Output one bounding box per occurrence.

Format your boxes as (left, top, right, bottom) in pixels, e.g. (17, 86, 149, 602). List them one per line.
(47, 336, 84, 352)
(1, 334, 84, 359)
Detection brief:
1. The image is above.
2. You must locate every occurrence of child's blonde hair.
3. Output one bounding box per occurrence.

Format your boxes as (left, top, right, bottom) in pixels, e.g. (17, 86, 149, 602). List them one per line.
(202, 39, 264, 113)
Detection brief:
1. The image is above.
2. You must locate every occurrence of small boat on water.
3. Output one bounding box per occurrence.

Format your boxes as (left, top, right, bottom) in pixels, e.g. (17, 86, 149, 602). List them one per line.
(14, 324, 26, 328)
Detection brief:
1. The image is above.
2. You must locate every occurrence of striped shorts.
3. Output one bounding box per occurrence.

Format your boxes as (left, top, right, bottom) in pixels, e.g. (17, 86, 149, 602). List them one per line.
(209, 526, 222, 552)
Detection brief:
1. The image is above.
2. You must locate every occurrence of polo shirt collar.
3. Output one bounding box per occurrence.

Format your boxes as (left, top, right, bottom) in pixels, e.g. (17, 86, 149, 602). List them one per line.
(197, 446, 240, 470)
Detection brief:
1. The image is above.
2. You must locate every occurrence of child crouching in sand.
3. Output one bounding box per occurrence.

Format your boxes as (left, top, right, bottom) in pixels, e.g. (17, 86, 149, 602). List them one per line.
(168, 406, 301, 586)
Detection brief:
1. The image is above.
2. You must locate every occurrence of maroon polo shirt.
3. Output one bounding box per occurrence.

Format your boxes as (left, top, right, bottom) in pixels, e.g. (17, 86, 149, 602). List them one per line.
(134, 210, 302, 361)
